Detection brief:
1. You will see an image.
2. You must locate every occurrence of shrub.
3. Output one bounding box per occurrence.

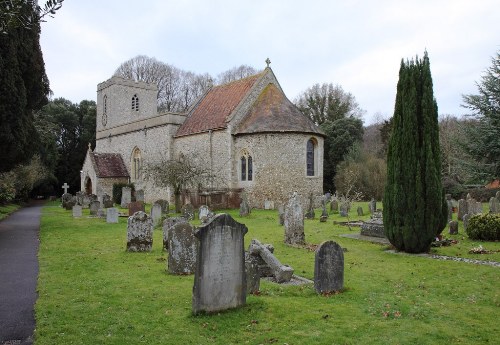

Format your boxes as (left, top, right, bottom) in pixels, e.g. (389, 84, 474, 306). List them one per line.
(466, 213, 500, 241)
(112, 183, 135, 205)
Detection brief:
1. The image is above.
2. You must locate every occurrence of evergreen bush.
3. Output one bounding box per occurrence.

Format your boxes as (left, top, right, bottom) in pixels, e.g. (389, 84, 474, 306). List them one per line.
(466, 214, 500, 241)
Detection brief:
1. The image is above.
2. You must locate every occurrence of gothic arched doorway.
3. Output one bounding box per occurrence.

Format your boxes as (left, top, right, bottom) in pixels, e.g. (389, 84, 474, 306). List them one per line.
(85, 177, 92, 195)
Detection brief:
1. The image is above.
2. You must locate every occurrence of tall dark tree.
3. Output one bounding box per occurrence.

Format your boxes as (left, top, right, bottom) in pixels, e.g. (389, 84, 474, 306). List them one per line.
(0, 0, 50, 172)
(461, 50, 500, 181)
(383, 52, 447, 253)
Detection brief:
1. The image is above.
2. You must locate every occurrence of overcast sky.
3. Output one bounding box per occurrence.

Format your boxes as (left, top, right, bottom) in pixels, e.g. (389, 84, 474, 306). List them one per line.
(40, 0, 499, 125)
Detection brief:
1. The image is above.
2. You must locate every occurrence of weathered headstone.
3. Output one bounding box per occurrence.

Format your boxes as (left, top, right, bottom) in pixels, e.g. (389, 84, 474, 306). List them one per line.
(192, 213, 248, 315)
(368, 199, 377, 214)
(126, 211, 153, 252)
(321, 199, 328, 219)
(155, 199, 169, 214)
(96, 208, 106, 218)
(357, 206, 364, 216)
(245, 252, 260, 294)
(151, 202, 163, 226)
(72, 205, 82, 218)
(304, 192, 315, 219)
(467, 198, 478, 215)
(249, 239, 293, 283)
(168, 222, 197, 275)
(106, 207, 119, 223)
(475, 201, 483, 214)
(314, 241, 344, 294)
(82, 194, 91, 208)
(128, 201, 145, 216)
(239, 192, 251, 217)
(284, 192, 305, 245)
(457, 199, 468, 221)
(446, 194, 453, 221)
(462, 213, 470, 231)
(489, 196, 500, 214)
(75, 191, 85, 206)
(449, 220, 459, 235)
(264, 200, 274, 210)
(90, 200, 100, 216)
(278, 204, 285, 226)
(61, 193, 73, 208)
(102, 193, 113, 208)
(330, 199, 339, 213)
(198, 205, 210, 222)
(121, 187, 132, 208)
(135, 189, 145, 202)
(162, 217, 188, 251)
(339, 203, 349, 217)
(181, 203, 195, 220)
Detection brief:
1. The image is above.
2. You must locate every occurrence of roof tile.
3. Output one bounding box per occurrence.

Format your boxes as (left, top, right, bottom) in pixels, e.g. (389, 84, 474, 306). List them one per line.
(91, 152, 129, 178)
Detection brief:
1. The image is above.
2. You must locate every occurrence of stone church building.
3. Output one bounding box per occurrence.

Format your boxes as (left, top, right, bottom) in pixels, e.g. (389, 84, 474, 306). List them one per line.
(80, 65, 325, 208)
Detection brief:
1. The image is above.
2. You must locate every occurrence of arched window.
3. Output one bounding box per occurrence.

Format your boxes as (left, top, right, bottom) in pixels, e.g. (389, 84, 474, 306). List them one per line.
(131, 94, 139, 112)
(103, 95, 107, 114)
(306, 139, 315, 176)
(132, 148, 142, 180)
(240, 149, 253, 181)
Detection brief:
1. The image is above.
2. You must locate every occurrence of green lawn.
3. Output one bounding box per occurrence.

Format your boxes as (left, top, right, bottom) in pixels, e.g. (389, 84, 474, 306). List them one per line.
(35, 202, 499, 345)
(0, 203, 22, 220)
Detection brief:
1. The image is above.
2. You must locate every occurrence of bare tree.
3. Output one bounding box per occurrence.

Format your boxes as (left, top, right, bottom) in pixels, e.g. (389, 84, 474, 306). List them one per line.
(335, 168, 363, 231)
(216, 65, 259, 85)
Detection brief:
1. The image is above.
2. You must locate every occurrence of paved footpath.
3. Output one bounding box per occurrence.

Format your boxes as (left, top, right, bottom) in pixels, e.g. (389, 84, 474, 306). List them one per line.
(0, 201, 44, 345)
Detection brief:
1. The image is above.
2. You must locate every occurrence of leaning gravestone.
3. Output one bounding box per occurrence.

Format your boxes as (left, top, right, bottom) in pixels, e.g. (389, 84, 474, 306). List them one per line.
(151, 202, 163, 226)
(314, 241, 344, 294)
(135, 189, 145, 202)
(167, 223, 197, 275)
(181, 203, 195, 221)
(126, 211, 153, 252)
(284, 192, 305, 245)
(90, 200, 100, 216)
(128, 201, 145, 216)
(72, 205, 82, 218)
(106, 207, 119, 223)
(489, 196, 500, 214)
(239, 192, 251, 217)
(162, 217, 188, 251)
(102, 193, 114, 208)
(449, 220, 459, 235)
(192, 214, 248, 315)
(249, 239, 293, 283)
(121, 187, 132, 208)
(457, 199, 468, 221)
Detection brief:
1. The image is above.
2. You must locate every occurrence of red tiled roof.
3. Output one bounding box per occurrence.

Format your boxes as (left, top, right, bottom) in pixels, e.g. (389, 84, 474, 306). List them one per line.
(91, 152, 129, 178)
(175, 73, 263, 137)
(235, 83, 325, 136)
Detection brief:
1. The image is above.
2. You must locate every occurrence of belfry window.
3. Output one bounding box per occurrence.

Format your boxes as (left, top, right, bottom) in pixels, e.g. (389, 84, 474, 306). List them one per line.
(306, 139, 315, 176)
(132, 94, 139, 112)
(240, 150, 253, 181)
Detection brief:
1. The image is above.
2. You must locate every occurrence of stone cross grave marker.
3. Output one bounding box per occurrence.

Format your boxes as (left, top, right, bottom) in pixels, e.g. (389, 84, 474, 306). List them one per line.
(168, 222, 197, 275)
(284, 192, 305, 245)
(106, 208, 119, 223)
(162, 217, 188, 251)
(314, 241, 344, 294)
(249, 239, 294, 283)
(72, 205, 82, 218)
(192, 213, 248, 315)
(126, 211, 153, 252)
(62, 182, 69, 195)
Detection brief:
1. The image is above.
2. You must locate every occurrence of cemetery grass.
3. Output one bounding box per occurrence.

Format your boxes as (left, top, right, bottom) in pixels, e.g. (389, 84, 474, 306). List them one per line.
(0, 203, 22, 220)
(36, 202, 499, 345)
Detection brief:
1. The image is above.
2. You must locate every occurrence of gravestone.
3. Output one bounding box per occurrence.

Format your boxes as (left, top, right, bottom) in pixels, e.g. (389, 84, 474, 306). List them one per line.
(457, 199, 467, 221)
(245, 252, 260, 294)
(489, 196, 500, 214)
(89, 201, 100, 216)
(181, 203, 195, 221)
(314, 241, 344, 294)
(304, 192, 315, 219)
(198, 205, 210, 223)
(325, 192, 331, 202)
(284, 192, 305, 245)
(168, 222, 197, 275)
(64, 196, 76, 210)
(106, 207, 119, 223)
(61, 193, 73, 208)
(126, 211, 153, 252)
(474, 201, 483, 214)
(249, 239, 293, 283)
(467, 198, 478, 215)
(360, 218, 385, 238)
(61, 182, 70, 195)
(192, 213, 248, 315)
(320, 199, 328, 219)
(278, 204, 285, 226)
(446, 194, 453, 221)
(462, 213, 470, 231)
(368, 199, 377, 214)
(449, 220, 459, 235)
(121, 187, 132, 208)
(357, 206, 364, 216)
(128, 201, 145, 216)
(102, 193, 113, 208)
(339, 203, 349, 217)
(135, 189, 145, 202)
(162, 217, 188, 251)
(151, 202, 163, 226)
(82, 194, 91, 208)
(264, 200, 274, 210)
(239, 192, 251, 217)
(155, 199, 169, 214)
(72, 205, 82, 218)
(330, 199, 339, 213)
(97, 208, 106, 218)
(75, 191, 85, 206)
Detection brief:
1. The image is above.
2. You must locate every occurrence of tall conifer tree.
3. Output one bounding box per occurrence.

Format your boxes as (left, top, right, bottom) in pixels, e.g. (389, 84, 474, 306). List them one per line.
(383, 52, 447, 253)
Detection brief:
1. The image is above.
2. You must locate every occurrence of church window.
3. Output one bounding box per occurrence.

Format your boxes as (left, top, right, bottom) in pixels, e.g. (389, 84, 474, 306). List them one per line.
(103, 95, 107, 114)
(132, 94, 139, 112)
(307, 139, 316, 176)
(132, 148, 142, 180)
(240, 149, 253, 181)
